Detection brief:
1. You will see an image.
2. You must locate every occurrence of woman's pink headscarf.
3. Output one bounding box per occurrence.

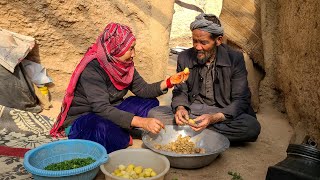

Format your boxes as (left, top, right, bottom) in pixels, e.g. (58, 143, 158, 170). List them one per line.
(50, 23, 136, 137)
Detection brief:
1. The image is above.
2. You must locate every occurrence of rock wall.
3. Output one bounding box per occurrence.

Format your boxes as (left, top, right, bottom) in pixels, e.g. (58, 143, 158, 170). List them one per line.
(261, 0, 320, 144)
(169, 0, 223, 48)
(0, 0, 174, 100)
(219, 0, 264, 111)
(220, 0, 264, 68)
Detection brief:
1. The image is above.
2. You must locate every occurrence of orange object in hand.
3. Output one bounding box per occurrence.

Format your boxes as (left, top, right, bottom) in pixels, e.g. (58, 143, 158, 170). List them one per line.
(170, 67, 190, 85)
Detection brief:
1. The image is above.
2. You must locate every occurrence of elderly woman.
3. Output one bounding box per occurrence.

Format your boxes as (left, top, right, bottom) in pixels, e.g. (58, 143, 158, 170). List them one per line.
(50, 23, 188, 153)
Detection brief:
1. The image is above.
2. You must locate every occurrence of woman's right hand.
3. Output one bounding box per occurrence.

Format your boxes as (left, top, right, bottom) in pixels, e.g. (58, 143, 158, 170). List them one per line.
(174, 106, 189, 125)
(132, 116, 164, 134)
(169, 67, 190, 85)
(142, 118, 165, 134)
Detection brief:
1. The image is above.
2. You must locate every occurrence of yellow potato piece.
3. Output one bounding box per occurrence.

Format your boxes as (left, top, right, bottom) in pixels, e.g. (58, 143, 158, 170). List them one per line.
(127, 164, 135, 169)
(112, 164, 157, 179)
(123, 174, 130, 178)
(115, 172, 122, 177)
(131, 174, 139, 179)
(144, 168, 152, 172)
(113, 169, 121, 174)
(126, 164, 135, 172)
(139, 172, 145, 177)
(151, 171, 157, 177)
(183, 67, 190, 74)
(188, 119, 195, 125)
(118, 164, 126, 171)
(144, 171, 151, 177)
(134, 166, 143, 174)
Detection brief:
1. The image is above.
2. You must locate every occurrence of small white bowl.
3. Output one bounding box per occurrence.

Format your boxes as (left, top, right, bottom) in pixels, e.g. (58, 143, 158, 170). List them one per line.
(100, 148, 170, 180)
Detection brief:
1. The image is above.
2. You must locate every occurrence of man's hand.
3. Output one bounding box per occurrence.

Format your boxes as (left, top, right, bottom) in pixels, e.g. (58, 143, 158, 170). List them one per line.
(174, 106, 189, 125)
(190, 113, 225, 131)
(131, 116, 164, 134)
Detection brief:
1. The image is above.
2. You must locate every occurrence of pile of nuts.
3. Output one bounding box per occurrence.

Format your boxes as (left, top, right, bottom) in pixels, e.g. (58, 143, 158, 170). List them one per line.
(154, 134, 205, 154)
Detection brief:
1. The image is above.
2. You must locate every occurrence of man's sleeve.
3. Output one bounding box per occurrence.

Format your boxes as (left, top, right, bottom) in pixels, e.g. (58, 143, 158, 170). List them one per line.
(220, 53, 251, 118)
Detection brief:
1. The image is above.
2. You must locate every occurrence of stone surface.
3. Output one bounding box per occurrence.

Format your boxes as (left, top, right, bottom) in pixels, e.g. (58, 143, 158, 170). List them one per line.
(169, 0, 223, 48)
(244, 52, 263, 112)
(261, 0, 320, 145)
(220, 0, 264, 68)
(0, 0, 175, 100)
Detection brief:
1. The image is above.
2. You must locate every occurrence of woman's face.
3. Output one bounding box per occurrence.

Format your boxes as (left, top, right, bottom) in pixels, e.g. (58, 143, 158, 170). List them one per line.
(118, 41, 136, 63)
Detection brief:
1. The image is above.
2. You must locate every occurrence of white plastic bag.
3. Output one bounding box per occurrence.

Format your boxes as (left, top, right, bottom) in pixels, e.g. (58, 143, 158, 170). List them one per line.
(21, 60, 53, 86)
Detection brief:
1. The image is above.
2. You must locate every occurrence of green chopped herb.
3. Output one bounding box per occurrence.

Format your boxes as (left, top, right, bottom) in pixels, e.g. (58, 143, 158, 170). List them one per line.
(228, 171, 243, 180)
(44, 157, 96, 171)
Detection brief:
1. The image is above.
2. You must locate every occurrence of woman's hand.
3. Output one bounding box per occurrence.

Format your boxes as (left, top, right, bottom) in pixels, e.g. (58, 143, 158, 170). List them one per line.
(160, 68, 190, 90)
(174, 106, 189, 125)
(170, 68, 190, 85)
(131, 116, 164, 134)
(142, 118, 165, 134)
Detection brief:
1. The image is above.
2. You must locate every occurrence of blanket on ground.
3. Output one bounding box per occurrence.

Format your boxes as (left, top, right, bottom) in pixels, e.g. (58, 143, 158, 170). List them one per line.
(0, 105, 57, 179)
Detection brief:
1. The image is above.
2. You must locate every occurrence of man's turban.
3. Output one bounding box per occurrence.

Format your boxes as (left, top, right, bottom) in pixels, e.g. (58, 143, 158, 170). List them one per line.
(190, 13, 224, 36)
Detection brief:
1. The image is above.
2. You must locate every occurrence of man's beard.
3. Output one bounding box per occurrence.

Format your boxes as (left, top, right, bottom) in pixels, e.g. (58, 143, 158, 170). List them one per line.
(195, 47, 216, 66)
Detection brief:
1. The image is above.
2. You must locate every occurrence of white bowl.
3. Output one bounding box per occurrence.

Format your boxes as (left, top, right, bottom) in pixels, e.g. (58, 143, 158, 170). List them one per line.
(100, 148, 170, 180)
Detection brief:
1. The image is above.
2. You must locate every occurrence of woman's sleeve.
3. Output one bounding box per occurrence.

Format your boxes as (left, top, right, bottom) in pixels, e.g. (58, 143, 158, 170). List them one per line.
(78, 64, 134, 129)
(129, 69, 165, 98)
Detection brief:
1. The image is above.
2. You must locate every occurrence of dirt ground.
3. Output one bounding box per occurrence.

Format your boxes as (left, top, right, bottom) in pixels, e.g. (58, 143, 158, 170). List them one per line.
(40, 55, 293, 180)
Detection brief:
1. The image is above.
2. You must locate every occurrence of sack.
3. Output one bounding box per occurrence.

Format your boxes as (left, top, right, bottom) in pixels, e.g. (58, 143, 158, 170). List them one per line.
(0, 64, 41, 113)
(0, 29, 35, 73)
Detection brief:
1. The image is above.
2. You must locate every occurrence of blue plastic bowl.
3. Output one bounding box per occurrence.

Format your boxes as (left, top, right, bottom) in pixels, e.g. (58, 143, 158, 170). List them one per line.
(23, 139, 108, 180)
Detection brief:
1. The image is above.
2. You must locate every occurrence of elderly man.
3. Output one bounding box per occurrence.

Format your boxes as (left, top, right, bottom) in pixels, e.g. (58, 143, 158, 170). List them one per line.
(148, 13, 261, 142)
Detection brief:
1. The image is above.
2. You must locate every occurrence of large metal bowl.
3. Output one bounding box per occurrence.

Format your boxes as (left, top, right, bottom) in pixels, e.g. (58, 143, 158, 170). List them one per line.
(142, 125, 230, 169)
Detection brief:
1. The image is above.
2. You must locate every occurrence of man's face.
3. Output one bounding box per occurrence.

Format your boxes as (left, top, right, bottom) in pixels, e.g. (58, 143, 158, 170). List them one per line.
(192, 29, 216, 63)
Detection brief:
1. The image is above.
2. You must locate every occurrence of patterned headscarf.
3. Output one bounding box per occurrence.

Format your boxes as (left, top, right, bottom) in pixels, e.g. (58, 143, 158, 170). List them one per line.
(190, 13, 224, 36)
(50, 23, 136, 137)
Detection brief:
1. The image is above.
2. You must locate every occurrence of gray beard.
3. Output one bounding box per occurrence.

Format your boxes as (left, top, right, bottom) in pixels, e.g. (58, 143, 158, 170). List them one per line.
(196, 56, 210, 65)
(196, 49, 216, 66)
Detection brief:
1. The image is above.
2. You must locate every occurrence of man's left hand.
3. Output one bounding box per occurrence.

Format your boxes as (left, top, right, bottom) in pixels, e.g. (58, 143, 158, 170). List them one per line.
(190, 113, 225, 131)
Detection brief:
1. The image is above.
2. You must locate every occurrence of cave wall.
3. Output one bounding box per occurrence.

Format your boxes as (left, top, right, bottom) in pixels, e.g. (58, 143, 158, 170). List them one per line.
(169, 0, 222, 48)
(219, 0, 264, 111)
(261, 0, 320, 144)
(0, 0, 174, 100)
